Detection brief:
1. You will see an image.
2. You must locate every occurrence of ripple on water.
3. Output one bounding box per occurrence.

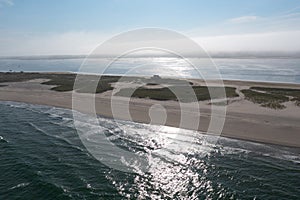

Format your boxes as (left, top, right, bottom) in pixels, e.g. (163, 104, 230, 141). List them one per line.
(0, 101, 299, 199)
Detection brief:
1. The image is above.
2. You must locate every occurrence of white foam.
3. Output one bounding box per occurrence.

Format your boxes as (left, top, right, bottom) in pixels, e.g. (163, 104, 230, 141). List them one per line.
(1, 101, 299, 164)
(9, 182, 30, 190)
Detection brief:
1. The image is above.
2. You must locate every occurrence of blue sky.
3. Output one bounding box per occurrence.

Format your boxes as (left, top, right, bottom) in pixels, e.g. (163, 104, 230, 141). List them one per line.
(1, 0, 300, 56)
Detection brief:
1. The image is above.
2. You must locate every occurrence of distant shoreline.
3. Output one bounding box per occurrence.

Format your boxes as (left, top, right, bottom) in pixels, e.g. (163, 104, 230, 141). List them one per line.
(1, 71, 300, 86)
(1, 72, 300, 148)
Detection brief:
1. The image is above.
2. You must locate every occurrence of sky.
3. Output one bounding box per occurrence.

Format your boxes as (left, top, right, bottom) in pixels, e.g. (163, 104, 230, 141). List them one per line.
(1, 0, 300, 56)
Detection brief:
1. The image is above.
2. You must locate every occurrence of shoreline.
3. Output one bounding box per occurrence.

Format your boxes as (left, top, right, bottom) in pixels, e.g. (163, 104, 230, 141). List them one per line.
(2, 71, 300, 86)
(1, 99, 300, 150)
(0, 74, 300, 148)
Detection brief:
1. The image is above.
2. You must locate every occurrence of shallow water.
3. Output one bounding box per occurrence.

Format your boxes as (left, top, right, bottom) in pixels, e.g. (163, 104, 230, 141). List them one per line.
(0, 101, 299, 199)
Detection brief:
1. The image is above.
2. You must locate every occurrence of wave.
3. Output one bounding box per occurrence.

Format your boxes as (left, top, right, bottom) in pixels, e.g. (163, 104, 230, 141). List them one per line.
(0, 100, 299, 163)
(1, 100, 300, 199)
(0, 135, 8, 143)
(9, 182, 30, 190)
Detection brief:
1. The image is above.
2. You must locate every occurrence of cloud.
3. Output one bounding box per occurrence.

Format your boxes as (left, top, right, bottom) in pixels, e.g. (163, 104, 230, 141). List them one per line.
(187, 7, 300, 38)
(0, 31, 109, 56)
(1, 29, 300, 57)
(280, 6, 300, 15)
(0, 0, 14, 7)
(228, 15, 258, 24)
(195, 30, 300, 52)
(1, 7, 300, 57)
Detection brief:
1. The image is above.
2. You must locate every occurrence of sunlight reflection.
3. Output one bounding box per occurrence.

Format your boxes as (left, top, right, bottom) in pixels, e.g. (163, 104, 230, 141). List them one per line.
(112, 124, 218, 199)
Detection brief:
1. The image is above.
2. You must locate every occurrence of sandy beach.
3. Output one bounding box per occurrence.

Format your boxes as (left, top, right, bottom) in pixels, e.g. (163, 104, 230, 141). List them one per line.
(1, 75, 300, 148)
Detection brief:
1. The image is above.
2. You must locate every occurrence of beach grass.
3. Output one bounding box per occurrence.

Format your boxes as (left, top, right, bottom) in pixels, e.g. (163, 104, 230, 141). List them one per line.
(43, 75, 120, 93)
(41, 74, 77, 92)
(251, 87, 300, 95)
(0, 72, 120, 93)
(0, 72, 52, 83)
(251, 87, 300, 107)
(146, 83, 160, 86)
(1, 72, 237, 99)
(115, 86, 238, 102)
(2, 73, 300, 107)
(241, 89, 289, 109)
(245, 87, 300, 108)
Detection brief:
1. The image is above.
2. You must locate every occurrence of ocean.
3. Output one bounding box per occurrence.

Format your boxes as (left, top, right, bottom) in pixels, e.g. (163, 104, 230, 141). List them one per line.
(0, 102, 299, 199)
(1, 57, 300, 84)
(0, 58, 300, 199)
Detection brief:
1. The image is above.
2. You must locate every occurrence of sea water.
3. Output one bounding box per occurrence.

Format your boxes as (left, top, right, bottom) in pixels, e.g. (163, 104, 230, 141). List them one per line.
(0, 101, 299, 199)
(1, 57, 300, 84)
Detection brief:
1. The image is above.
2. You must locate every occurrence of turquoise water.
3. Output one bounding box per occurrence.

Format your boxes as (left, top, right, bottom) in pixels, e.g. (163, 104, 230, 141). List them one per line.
(0, 101, 299, 199)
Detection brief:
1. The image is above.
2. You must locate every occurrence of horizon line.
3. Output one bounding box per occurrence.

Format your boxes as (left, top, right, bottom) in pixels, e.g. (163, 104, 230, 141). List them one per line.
(2, 51, 300, 60)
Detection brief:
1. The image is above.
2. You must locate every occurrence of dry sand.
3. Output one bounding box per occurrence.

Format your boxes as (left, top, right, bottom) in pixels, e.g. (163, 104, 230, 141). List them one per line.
(0, 78, 300, 148)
